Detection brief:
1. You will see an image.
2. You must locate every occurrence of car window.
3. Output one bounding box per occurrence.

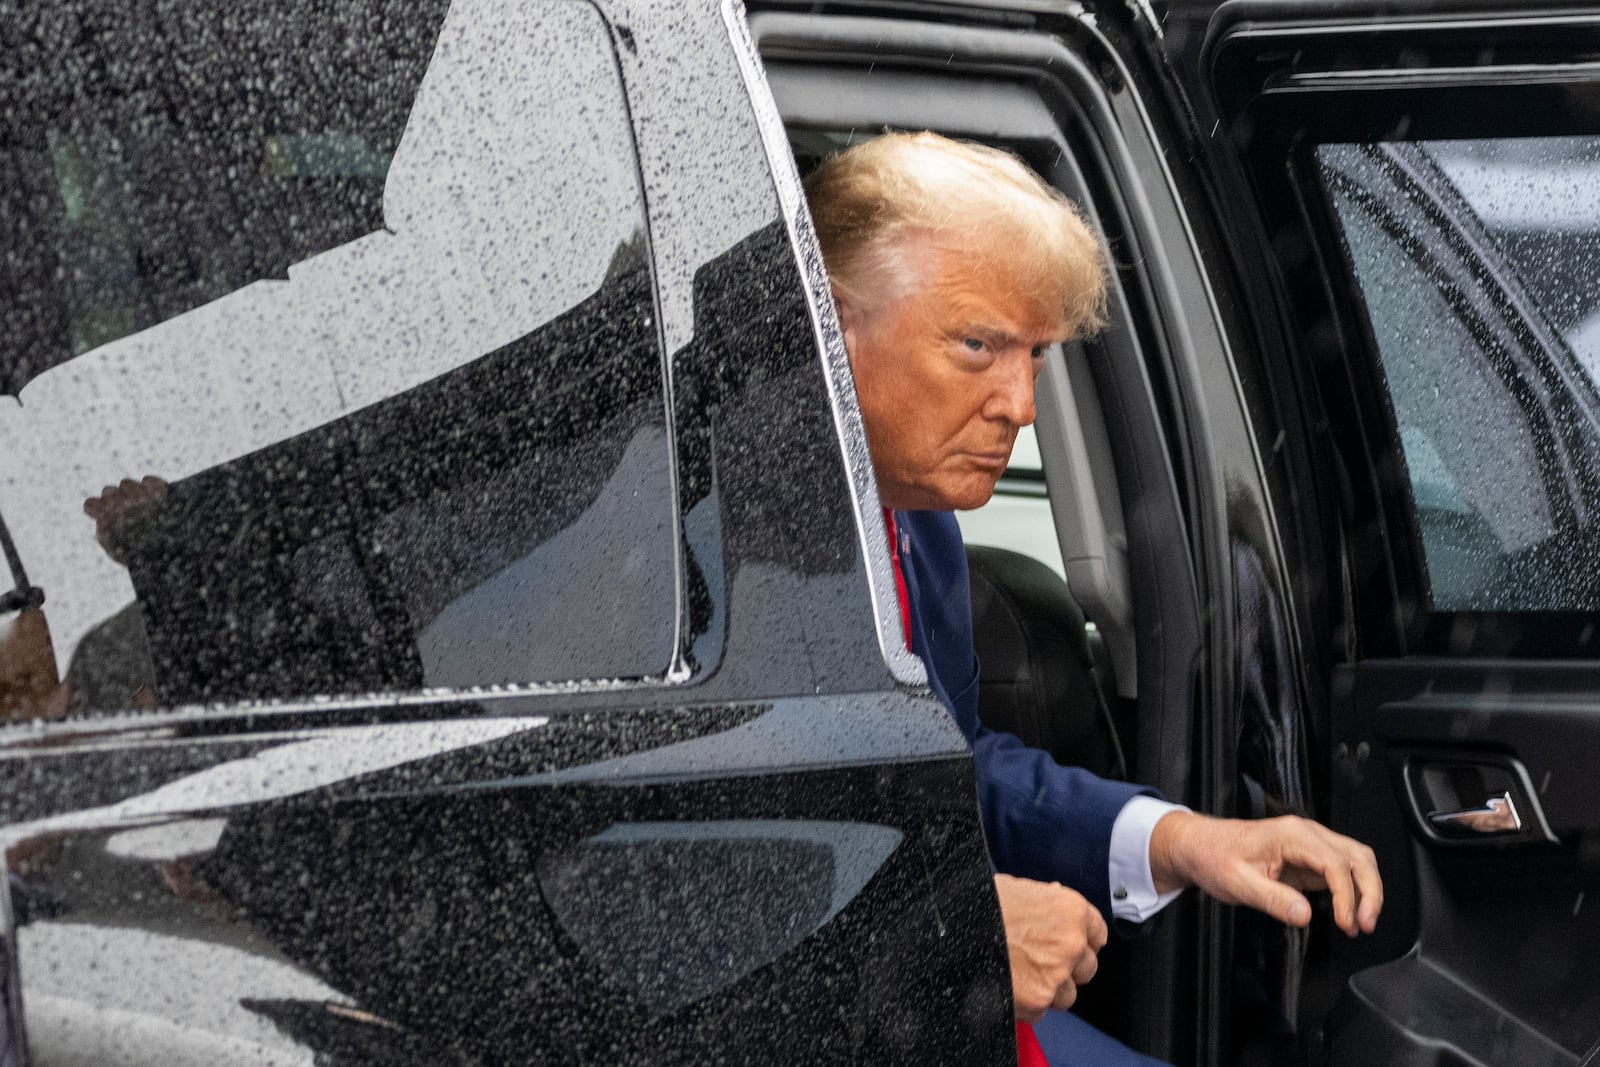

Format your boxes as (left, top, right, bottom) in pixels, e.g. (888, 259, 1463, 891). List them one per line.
(1427, 138, 1600, 383)
(0, 0, 677, 713)
(1317, 138, 1600, 612)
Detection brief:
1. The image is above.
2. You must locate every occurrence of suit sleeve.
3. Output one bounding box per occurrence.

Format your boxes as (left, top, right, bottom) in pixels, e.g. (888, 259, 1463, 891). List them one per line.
(895, 509, 1156, 921)
(947, 661, 1155, 919)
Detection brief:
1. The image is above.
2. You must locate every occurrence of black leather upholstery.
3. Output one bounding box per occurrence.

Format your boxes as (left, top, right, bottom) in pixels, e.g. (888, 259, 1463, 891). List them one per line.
(966, 544, 1126, 781)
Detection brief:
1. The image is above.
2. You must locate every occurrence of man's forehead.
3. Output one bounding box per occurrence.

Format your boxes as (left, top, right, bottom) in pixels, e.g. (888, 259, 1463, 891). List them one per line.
(908, 240, 1071, 338)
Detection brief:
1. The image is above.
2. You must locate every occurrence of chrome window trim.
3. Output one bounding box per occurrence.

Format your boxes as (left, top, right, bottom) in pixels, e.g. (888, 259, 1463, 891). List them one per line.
(719, 0, 928, 688)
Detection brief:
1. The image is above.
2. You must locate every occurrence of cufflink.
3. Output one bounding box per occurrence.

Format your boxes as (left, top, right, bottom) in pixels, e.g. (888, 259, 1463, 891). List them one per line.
(1113, 887, 1128, 901)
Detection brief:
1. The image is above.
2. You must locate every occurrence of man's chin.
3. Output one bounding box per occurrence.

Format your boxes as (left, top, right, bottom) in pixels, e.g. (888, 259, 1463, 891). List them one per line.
(930, 478, 1002, 513)
(878, 472, 1000, 512)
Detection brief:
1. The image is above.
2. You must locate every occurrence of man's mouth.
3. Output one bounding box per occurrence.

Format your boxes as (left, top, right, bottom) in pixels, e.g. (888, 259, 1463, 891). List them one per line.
(966, 451, 1011, 470)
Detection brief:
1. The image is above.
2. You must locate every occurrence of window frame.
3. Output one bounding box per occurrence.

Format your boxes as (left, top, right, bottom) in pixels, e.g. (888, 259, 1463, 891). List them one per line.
(1244, 72, 1600, 657)
(724, 4, 931, 690)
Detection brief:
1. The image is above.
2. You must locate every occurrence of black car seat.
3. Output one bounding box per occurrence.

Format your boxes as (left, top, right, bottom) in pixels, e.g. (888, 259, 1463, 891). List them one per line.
(966, 544, 1126, 781)
(967, 544, 1137, 1044)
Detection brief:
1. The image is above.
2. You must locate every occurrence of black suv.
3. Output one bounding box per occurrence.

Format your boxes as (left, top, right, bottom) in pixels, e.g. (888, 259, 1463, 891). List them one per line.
(3, 1, 1599, 1065)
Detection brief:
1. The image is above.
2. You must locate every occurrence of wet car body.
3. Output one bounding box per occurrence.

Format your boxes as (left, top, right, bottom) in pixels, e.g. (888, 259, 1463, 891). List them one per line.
(5, 0, 1600, 1065)
(0, 1, 1009, 1064)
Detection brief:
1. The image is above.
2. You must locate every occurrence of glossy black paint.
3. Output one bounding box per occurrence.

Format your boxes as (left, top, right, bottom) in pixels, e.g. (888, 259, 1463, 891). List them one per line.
(1, 696, 1008, 1065)
(1179, 4, 1600, 1064)
(13, 0, 1600, 1064)
(0, 1, 1012, 1064)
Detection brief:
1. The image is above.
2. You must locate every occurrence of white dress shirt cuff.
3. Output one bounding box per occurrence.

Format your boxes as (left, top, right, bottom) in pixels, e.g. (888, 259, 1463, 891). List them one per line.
(1108, 795, 1189, 923)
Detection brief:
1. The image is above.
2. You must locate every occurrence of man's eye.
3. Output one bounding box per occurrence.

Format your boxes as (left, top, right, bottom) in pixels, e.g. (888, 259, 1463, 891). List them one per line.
(1031, 345, 1046, 359)
(963, 338, 984, 352)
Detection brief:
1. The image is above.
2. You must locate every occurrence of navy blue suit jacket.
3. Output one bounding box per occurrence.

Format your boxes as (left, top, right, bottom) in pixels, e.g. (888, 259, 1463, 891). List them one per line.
(895, 509, 1154, 920)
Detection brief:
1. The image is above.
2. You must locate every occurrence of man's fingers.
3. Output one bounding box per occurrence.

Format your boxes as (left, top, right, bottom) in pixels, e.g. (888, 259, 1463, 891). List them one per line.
(1181, 816, 1383, 935)
(1237, 867, 1312, 926)
(1351, 843, 1383, 932)
(994, 874, 1106, 1023)
(1049, 978, 1078, 1013)
(1330, 844, 1383, 935)
(1328, 864, 1359, 936)
(1280, 827, 1374, 936)
(1070, 946, 1099, 988)
(1288, 838, 1358, 936)
(84, 476, 169, 558)
(1088, 910, 1108, 952)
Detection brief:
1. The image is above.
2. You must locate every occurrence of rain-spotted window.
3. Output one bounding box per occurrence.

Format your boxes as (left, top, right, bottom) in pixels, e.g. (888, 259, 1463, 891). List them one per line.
(1317, 137, 1600, 613)
(0, 0, 677, 715)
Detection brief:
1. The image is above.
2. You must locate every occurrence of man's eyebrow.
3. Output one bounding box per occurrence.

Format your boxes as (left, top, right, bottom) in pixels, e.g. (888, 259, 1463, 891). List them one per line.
(962, 323, 1062, 349)
(950, 320, 1020, 346)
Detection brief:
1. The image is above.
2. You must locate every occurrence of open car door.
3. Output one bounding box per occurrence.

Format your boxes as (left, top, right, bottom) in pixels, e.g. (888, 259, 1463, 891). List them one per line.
(1195, 3, 1600, 1064)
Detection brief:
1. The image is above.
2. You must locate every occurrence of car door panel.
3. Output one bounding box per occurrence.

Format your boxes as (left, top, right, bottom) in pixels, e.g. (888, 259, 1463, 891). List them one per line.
(1333, 660, 1600, 1063)
(0, 1, 1015, 1062)
(1355, 663, 1600, 842)
(0, 692, 1008, 1066)
(1196, 4, 1600, 1063)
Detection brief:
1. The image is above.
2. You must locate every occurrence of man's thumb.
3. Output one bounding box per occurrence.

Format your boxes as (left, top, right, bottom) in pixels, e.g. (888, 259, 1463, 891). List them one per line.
(1238, 872, 1311, 926)
(1262, 881, 1312, 926)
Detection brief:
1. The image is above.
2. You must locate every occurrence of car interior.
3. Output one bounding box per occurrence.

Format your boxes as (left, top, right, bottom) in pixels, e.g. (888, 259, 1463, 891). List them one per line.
(766, 6, 1600, 1064)
(785, 126, 1135, 776)
(766, 23, 1217, 1058)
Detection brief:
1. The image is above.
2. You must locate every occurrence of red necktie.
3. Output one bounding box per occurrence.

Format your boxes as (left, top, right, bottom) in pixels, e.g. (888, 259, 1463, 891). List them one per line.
(883, 510, 1047, 1067)
(1016, 1023, 1049, 1067)
(884, 509, 914, 647)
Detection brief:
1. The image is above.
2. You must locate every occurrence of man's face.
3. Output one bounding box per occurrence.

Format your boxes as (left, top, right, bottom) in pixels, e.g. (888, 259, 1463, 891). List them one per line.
(841, 234, 1069, 512)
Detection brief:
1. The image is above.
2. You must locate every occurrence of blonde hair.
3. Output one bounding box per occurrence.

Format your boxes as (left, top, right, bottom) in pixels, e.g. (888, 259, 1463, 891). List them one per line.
(803, 131, 1107, 336)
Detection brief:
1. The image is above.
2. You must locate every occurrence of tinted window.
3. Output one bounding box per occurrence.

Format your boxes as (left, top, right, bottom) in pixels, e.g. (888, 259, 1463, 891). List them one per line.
(0, 0, 676, 713)
(1318, 139, 1600, 612)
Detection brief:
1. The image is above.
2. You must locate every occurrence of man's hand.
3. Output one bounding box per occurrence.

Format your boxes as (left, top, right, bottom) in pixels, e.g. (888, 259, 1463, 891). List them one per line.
(83, 476, 168, 564)
(0, 607, 68, 722)
(1149, 812, 1382, 936)
(994, 873, 1108, 1023)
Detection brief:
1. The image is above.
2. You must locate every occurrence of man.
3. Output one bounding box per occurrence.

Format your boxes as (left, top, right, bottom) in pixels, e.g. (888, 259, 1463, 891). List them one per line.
(804, 132, 1381, 1065)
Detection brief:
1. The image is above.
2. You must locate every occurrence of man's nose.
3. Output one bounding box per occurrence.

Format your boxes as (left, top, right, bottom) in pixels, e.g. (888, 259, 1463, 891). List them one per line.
(983, 354, 1037, 427)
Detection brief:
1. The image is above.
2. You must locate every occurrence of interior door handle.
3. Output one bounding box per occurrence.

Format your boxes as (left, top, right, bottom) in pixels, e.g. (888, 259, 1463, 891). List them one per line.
(1403, 757, 1555, 845)
(1427, 792, 1522, 836)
